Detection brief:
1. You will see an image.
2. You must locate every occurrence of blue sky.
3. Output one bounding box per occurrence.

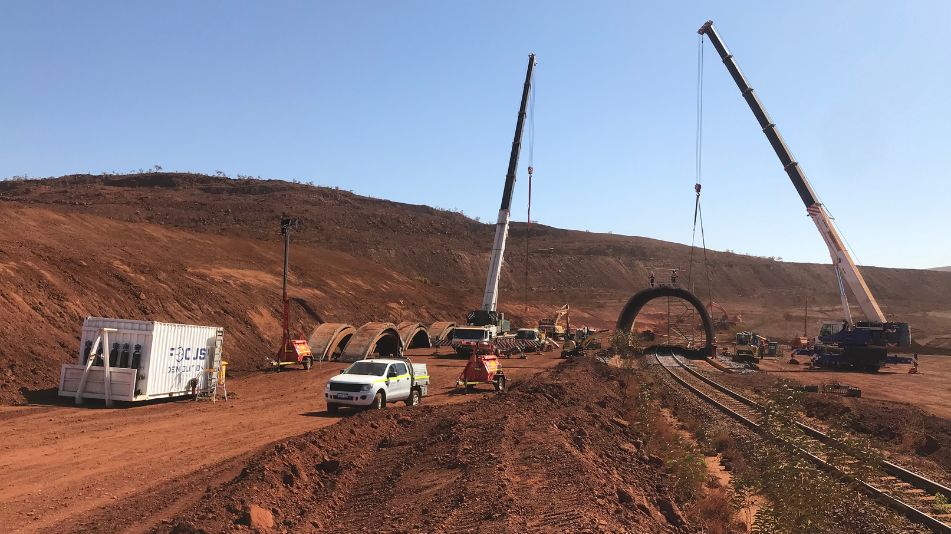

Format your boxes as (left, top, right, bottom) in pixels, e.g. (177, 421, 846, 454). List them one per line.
(1, 1, 948, 269)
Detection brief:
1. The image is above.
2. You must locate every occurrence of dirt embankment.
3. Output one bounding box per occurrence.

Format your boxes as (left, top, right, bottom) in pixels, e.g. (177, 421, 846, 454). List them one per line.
(1, 172, 950, 403)
(157, 357, 693, 533)
(0, 349, 566, 533)
(4, 173, 949, 332)
(0, 205, 470, 404)
(717, 361, 951, 483)
(800, 391, 951, 478)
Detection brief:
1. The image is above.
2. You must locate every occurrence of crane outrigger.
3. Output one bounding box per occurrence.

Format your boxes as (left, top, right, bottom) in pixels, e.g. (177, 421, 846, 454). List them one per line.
(698, 21, 910, 368)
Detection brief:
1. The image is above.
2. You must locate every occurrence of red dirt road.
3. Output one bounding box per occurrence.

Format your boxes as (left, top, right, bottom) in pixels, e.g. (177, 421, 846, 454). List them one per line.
(0, 348, 564, 533)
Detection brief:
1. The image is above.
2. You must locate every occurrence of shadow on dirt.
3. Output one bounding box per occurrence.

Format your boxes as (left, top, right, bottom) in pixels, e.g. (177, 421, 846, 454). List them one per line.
(20, 387, 63, 406)
(301, 410, 358, 418)
(19, 386, 204, 409)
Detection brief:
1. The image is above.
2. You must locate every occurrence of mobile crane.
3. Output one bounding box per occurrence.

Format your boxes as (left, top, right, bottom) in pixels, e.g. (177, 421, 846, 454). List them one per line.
(452, 54, 536, 357)
(698, 21, 911, 370)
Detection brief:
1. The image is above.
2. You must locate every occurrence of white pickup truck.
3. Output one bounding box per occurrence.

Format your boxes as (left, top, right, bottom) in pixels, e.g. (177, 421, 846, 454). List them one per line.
(324, 358, 429, 413)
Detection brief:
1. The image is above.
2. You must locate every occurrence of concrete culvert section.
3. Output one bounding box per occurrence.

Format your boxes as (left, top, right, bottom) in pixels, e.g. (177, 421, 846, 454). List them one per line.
(307, 323, 355, 362)
(397, 322, 432, 349)
(615, 286, 715, 357)
(338, 322, 402, 362)
(428, 321, 455, 343)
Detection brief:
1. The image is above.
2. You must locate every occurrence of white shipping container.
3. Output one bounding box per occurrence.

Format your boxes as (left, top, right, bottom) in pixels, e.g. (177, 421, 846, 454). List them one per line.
(59, 317, 223, 403)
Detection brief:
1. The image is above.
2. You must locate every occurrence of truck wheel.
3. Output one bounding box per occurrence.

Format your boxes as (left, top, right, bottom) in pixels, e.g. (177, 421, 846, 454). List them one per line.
(493, 376, 506, 393)
(371, 391, 386, 410)
(406, 388, 421, 407)
(303, 357, 312, 371)
(326, 403, 338, 414)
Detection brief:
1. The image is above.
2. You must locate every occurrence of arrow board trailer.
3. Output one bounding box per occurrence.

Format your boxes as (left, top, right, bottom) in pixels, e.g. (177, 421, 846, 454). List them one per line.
(59, 317, 224, 404)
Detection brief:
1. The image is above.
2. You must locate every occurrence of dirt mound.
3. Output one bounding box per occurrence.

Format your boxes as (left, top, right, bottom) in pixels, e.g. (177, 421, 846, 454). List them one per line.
(156, 358, 692, 533)
(800, 391, 951, 475)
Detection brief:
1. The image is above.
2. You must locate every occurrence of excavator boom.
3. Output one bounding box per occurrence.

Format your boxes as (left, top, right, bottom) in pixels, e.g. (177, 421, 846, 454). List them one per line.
(698, 21, 886, 323)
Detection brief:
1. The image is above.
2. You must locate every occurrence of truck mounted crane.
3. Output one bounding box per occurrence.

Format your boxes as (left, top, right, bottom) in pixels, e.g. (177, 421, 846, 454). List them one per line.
(452, 54, 536, 356)
(697, 21, 910, 369)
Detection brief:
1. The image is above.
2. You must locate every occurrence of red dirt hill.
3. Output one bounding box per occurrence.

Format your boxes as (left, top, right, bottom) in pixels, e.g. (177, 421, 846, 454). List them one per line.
(1, 173, 949, 403)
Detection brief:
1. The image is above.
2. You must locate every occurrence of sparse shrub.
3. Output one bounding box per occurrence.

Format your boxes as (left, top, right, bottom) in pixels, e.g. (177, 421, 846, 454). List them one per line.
(664, 444, 707, 500)
(610, 330, 639, 357)
(710, 427, 736, 455)
(934, 492, 951, 515)
(691, 486, 737, 534)
(731, 472, 758, 534)
(621, 379, 707, 503)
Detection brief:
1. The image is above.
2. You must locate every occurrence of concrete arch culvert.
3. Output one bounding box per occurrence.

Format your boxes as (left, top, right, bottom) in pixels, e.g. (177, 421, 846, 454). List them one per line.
(338, 322, 403, 362)
(307, 323, 355, 362)
(428, 321, 456, 344)
(615, 286, 715, 357)
(397, 322, 432, 349)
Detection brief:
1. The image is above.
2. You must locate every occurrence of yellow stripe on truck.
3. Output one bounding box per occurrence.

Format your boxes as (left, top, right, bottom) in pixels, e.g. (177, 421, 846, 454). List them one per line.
(370, 373, 415, 383)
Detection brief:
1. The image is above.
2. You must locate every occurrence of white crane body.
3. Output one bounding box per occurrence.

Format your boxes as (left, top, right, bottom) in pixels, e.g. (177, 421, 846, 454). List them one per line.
(469, 53, 536, 331)
(698, 20, 910, 357)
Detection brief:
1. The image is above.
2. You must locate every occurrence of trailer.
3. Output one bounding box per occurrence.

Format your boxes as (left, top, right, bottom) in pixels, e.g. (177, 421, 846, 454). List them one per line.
(59, 317, 224, 405)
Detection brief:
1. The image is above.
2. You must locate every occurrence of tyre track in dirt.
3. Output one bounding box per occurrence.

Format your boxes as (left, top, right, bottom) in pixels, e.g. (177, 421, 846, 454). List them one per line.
(1, 350, 564, 533)
(158, 358, 692, 533)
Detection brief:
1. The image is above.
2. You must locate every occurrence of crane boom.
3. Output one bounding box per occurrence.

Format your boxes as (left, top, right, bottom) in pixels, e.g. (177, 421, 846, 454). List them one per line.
(697, 21, 886, 323)
(481, 53, 536, 312)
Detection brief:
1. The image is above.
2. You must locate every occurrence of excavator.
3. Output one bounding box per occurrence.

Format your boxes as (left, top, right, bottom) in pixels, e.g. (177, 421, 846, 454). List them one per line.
(452, 54, 536, 359)
(698, 21, 911, 371)
(707, 300, 739, 329)
(538, 304, 570, 340)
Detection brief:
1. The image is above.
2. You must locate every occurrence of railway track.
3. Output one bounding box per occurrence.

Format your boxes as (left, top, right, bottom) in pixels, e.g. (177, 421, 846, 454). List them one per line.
(655, 351, 951, 533)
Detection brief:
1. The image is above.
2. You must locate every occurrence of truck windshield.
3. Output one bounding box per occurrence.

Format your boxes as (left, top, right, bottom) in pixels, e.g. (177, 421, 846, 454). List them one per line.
(344, 361, 388, 376)
(454, 329, 488, 341)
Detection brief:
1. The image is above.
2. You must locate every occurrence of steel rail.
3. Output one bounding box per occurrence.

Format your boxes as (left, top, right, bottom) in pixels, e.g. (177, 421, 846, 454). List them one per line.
(654, 352, 951, 533)
(672, 354, 951, 502)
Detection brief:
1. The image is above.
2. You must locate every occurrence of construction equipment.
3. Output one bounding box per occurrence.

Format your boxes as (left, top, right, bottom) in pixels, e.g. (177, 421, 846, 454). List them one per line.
(457, 341, 507, 392)
(454, 53, 536, 354)
(706, 301, 739, 329)
(698, 21, 911, 370)
(732, 331, 759, 363)
(538, 304, 570, 340)
(273, 217, 315, 370)
(561, 334, 602, 358)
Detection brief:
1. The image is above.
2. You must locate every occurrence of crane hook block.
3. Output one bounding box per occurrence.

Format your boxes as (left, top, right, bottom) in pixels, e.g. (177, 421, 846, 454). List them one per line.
(527, 166, 533, 175)
(695, 183, 702, 193)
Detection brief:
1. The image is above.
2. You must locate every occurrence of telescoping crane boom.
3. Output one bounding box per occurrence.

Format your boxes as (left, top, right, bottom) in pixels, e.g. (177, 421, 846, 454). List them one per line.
(697, 21, 910, 350)
(452, 54, 535, 357)
(697, 21, 883, 325)
(482, 53, 536, 313)
(466, 53, 536, 331)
